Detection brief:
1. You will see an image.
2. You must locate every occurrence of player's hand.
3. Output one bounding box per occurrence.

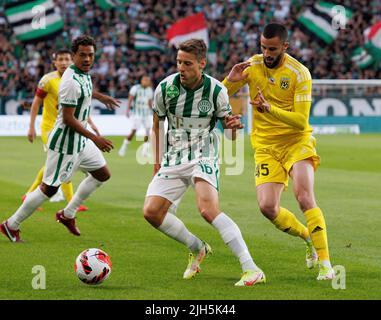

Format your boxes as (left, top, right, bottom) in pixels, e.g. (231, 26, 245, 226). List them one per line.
(99, 94, 121, 111)
(22, 101, 31, 110)
(27, 127, 36, 143)
(250, 87, 271, 113)
(226, 61, 251, 82)
(94, 136, 114, 152)
(126, 110, 130, 118)
(153, 163, 161, 176)
(224, 114, 244, 129)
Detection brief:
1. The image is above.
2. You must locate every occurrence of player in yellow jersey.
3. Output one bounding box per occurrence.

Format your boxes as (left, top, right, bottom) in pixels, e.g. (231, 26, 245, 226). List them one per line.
(26, 49, 118, 212)
(222, 23, 334, 280)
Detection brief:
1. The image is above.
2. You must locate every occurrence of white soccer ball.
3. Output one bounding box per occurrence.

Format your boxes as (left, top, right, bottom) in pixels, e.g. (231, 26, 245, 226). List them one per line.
(75, 248, 112, 285)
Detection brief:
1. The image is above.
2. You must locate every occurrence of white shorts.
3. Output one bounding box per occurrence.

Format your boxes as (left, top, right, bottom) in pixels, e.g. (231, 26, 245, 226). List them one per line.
(43, 139, 106, 187)
(146, 158, 220, 207)
(130, 114, 152, 132)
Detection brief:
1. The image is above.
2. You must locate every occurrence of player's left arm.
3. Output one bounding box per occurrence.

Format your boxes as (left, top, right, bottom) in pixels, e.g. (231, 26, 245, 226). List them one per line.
(254, 78, 312, 131)
(92, 90, 121, 110)
(87, 116, 101, 136)
(217, 86, 244, 141)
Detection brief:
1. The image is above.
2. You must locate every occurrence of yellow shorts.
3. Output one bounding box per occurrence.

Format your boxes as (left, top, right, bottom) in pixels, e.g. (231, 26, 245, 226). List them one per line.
(254, 135, 320, 188)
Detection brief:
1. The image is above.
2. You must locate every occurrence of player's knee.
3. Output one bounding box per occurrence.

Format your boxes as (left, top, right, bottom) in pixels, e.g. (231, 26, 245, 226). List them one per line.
(258, 201, 279, 220)
(101, 172, 111, 182)
(296, 192, 316, 211)
(143, 203, 164, 227)
(199, 206, 219, 223)
(40, 183, 59, 198)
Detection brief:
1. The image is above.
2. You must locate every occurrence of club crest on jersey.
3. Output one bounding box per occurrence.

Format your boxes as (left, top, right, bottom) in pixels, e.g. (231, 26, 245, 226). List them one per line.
(166, 85, 180, 99)
(60, 173, 68, 182)
(280, 77, 290, 90)
(197, 99, 212, 113)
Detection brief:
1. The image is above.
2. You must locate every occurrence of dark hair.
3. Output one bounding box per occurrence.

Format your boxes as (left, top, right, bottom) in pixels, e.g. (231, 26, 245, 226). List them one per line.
(52, 48, 71, 60)
(178, 39, 207, 61)
(263, 23, 288, 42)
(71, 35, 97, 53)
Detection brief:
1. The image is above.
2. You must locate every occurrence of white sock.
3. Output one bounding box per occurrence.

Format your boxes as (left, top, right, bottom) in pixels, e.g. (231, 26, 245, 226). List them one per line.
(158, 212, 203, 252)
(212, 212, 259, 272)
(321, 259, 332, 268)
(63, 175, 103, 218)
(7, 187, 49, 230)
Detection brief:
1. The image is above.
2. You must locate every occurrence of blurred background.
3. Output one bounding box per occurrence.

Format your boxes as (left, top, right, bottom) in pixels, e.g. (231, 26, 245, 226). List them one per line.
(0, 0, 380, 134)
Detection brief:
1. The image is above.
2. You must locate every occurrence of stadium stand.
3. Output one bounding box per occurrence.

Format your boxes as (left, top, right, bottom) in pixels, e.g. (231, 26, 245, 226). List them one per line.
(0, 0, 380, 100)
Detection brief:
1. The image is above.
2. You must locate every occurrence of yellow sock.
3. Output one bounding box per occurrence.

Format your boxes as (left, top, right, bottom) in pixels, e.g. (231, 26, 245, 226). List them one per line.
(272, 207, 309, 240)
(304, 207, 330, 261)
(61, 182, 74, 202)
(27, 166, 45, 193)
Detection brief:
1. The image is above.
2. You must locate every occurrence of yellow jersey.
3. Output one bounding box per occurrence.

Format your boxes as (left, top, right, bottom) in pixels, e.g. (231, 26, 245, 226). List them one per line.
(35, 71, 61, 132)
(222, 53, 313, 148)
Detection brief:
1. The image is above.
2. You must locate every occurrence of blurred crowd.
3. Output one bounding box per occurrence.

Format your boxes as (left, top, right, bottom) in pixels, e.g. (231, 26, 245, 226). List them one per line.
(0, 0, 380, 99)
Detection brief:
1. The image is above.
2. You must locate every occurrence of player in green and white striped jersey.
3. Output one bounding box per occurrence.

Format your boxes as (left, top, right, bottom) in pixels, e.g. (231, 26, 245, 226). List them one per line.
(118, 75, 154, 157)
(1, 36, 119, 242)
(143, 39, 265, 286)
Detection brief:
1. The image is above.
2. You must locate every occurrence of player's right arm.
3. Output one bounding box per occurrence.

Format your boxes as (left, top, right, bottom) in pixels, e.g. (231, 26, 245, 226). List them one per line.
(151, 113, 162, 175)
(27, 95, 43, 143)
(28, 75, 51, 142)
(126, 94, 134, 117)
(127, 85, 137, 117)
(62, 107, 113, 152)
(60, 79, 113, 153)
(151, 83, 167, 175)
(222, 61, 251, 97)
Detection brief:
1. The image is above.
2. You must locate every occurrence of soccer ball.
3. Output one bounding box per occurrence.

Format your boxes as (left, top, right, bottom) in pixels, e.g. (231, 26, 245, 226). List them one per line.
(75, 248, 112, 285)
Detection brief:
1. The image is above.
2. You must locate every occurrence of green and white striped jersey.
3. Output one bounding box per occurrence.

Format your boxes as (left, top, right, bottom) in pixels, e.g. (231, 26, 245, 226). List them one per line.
(129, 84, 153, 117)
(153, 73, 232, 166)
(48, 65, 92, 155)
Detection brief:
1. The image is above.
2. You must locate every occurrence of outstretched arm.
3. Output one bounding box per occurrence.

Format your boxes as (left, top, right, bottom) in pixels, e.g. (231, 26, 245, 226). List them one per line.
(93, 90, 121, 110)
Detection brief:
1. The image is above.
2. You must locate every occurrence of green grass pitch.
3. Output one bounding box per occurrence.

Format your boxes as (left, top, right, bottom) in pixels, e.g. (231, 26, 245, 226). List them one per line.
(0, 134, 380, 300)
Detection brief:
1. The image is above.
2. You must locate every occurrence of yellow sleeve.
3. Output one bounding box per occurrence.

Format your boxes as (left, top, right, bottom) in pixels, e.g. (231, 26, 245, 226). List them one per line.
(37, 75, 51, 93)
(222, 77, 249, 97)
(269, 78, 312, 131)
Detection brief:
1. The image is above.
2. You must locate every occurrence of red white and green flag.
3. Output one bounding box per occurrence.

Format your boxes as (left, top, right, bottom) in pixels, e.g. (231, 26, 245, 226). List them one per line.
(166, 13, 209, 48)
(364, 22, 381, 60)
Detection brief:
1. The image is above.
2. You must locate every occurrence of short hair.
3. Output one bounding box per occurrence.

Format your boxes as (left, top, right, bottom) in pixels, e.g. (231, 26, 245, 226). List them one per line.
(262, 23, 288, 42)
(52, 48, 71, 60)
(178, 39, 207, 61)
(71, 35, 97, 54)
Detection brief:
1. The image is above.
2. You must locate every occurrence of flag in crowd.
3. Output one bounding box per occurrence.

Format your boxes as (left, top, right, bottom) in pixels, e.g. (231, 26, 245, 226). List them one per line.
(95, 0, 130, 10)
(297, 2, 353, 45)
(4, 0, 64, 42)
(351, 47, 375, 69)
(134, 31, 165, 51)
(364, 22, 381, 61)
(166, 12, 209, 48)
